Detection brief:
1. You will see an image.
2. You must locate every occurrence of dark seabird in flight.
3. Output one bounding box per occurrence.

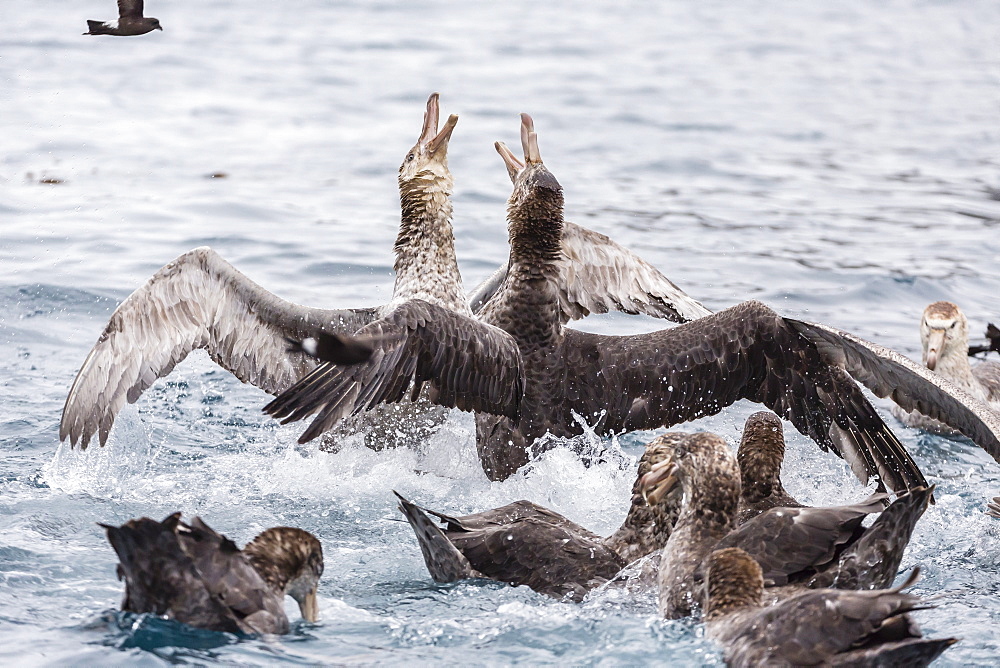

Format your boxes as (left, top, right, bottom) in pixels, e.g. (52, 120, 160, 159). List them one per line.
(640, 432, 932, 618)
(268, 113, 1000, 492)
(85, 0, 162, 36)
(703, 548, 957, 667)
(60, 93, 708, 451)
(892, 301, 1000, 435)
(101, 513, 323, 635)
(392, 436, 681, 601)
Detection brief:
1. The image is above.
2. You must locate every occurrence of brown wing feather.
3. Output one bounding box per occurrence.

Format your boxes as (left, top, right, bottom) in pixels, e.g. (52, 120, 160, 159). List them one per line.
(265, 299, 523, 443)
(565, 300, 926, 494)
(449, 517, 625, 601)
(118, 0, 143, 19)
(788, 318, 1000, 460)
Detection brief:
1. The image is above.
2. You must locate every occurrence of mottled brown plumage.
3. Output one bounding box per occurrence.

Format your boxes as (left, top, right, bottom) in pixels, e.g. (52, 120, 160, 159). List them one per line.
(102, 514, 323, 635)
(736, 412, 803, 524)
(705, 548, 957, 667)
(267, 114, 966, 496)
(641, 432, 932, 619)
(393, 439, 681, 601)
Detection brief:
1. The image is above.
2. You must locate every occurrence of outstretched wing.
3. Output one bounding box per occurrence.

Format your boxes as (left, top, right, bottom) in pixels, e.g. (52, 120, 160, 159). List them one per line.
(265, 299, 524, 443)
(566, 300, 927, 494)
(467, 221, 711, 323)
(61, 247, 376, 448)
(787, 319, 1000, 461)
(118, 0, 143, 19)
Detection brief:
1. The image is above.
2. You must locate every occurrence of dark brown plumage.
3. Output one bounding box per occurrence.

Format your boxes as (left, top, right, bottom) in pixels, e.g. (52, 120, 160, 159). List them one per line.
(704, 548, 957, 667)
(641, 432, 932, 618)
(262, 114, 1000, 498)
(393, 438, 681, 601)
(735, 412, 803, 524)
(101, 513, 323, 635)
(968, 323, 1000, 356)
(84, 0, 162, 36)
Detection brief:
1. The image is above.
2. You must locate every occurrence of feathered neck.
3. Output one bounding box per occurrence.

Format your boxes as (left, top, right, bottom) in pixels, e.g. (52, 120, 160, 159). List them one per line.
(392, 169, 467, 312)
(704, 548, 763, 620)
(507, 171, 564, 272)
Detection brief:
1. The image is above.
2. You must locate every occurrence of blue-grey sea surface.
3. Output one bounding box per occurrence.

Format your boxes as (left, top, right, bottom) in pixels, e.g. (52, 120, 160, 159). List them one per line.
(2, 1, 999, 665)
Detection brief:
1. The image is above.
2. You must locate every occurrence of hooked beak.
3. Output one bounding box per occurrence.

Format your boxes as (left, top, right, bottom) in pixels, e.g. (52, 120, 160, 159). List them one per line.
(925, 329, 945, 371)
(640, 458, 679, 506)
(519, 113, 542, 164)
(156, 25, 163, 30)
(418, 93, 458, 155)
(298, 587, 319, 623)
(495, 141, 524, 181)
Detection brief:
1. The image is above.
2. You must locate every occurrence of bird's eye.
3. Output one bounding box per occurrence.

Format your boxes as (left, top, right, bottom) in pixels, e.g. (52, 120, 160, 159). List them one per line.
(950, 322, 957, 329)
(406, 153, 415, 162)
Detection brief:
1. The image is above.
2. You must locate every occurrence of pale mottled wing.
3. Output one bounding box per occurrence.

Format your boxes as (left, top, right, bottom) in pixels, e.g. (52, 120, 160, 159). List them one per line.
(788, 319, 1000, 462)
(973, 361, 1000, 403)
(61, 247, 377, 448)
(118, 0, 142, 19)
(555, 221, 712, 323)
(716, 498, 885, 586)
(448, 517, 625, 601)
(564, 300, 927, 494)
(466, 221, 711, 324)
(265, 299, 524, 443)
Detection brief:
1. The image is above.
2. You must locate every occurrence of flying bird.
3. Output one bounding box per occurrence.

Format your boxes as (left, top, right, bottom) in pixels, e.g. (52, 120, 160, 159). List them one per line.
(84, 0, 162, 36)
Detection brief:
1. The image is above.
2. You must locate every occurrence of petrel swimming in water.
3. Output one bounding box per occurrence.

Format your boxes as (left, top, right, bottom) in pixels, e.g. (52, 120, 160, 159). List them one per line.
(393, 436, 681, 601)
(268, 113, 1000, 493)
(703, 548, 957, 667)
(892, 301, 1000, 435)
(60, 93, 709, 452)
(84, 0, 162, 36)
(101, 513, 323, 635)
(640, 432, 931, 619)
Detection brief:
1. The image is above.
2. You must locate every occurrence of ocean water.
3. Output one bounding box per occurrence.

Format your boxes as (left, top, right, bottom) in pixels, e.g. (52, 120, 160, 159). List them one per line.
(2, 0, 1000, 664)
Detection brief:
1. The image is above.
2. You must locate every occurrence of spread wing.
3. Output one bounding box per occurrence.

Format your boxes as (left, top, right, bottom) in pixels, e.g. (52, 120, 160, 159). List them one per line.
(265, 299, 524, 443)
(433, 500, 602, 542)
(118, 0, 143, 19)
(61, 247, 376, 449)
(973, 362, 1000, 404)
(565, 300, 928, 494)
(467, 221, 711, 324)
(787, 319, 1000, 461)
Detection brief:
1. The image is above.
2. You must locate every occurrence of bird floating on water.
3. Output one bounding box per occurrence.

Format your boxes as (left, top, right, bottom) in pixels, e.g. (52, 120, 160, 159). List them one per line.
(84, 0, 162, 36)
(101, 513, 323, 635)
(393, 435, 681, 601)
(892, 301, 1000, 436)
(703, 548, 957, 667)
(640, 431, 932, 619)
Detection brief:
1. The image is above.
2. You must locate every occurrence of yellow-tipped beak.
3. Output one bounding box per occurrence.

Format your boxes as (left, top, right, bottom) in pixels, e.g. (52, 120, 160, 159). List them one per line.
(640, 458, 679, 506)
(299, 588, 319, 623)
